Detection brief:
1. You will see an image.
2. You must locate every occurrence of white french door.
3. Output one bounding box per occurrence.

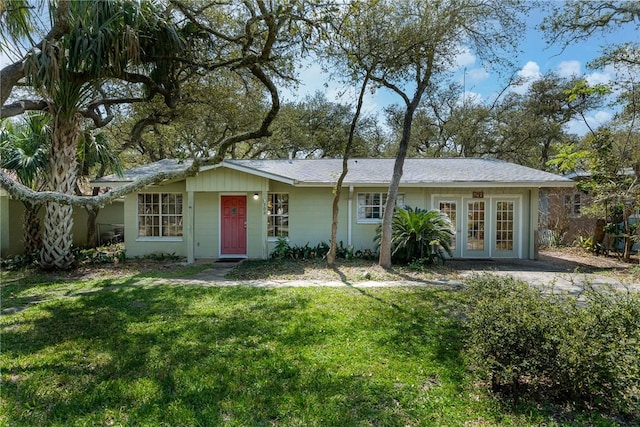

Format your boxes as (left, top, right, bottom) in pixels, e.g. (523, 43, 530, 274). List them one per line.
(492, 198, 519, 258)
(435, 199, 460, 258)
(462, 199, 489, 258)
(434, 195, 522, 259)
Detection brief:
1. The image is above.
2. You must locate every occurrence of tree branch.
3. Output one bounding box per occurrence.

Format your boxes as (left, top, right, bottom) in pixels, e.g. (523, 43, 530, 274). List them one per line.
(1, 99, 49, 118)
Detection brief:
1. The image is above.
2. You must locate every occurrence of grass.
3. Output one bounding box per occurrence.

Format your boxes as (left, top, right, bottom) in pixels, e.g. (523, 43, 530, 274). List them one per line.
(0, 267, 631, 426)
(226, 258, 450, 282)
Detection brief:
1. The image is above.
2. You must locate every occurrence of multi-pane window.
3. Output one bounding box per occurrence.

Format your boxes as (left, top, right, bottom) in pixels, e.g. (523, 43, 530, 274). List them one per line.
(357, 193, 405, 222)
(495, 201, 514, 251)
(467, 201, 485, 250)
(138, 193, 183, 237)
(267, 193, 289, 237)
(439, 201, 457, 250)
(563, 193, 581, 215)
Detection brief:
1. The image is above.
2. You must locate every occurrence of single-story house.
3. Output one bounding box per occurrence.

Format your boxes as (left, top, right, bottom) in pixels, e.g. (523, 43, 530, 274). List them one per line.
(93, 158, 574, 263)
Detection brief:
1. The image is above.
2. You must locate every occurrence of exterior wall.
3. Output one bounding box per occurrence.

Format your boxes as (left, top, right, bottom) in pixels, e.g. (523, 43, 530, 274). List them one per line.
(124, 182, 187, 258)
(266, 182, 349, 255)
(122, 166, 540, 261)
(544, 187, 595, 245)
(187, 167, 267, 192)
(350, 187, 427, 252)
(2, 197, 124, 257)
(0, 191, 10, 256)
(193, 192, 219, 258)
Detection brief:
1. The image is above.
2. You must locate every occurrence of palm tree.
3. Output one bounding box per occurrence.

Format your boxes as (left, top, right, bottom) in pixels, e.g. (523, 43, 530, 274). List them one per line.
(376, 206, 454, 264)
(17, 0, 185, 269)
(0, 113, 51, 256)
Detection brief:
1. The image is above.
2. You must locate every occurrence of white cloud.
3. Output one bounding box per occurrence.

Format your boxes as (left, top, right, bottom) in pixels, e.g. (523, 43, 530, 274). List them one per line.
(453, 46, 476, 70)
(518, 61, 542, 80)
(557, 60, 581, 77)
(466, 68, 489, 82)
(565, 110, 613, 135)
(512, 61, 542, 94)
(585, 68, 613, 86)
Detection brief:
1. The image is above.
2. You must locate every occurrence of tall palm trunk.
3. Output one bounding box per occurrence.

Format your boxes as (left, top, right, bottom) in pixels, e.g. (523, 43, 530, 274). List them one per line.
(40, 114, 79, 269)
(22, 202, 42, 256)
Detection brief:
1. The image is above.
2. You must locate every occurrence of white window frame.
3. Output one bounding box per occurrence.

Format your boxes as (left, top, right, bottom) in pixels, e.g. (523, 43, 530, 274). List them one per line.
(267, 193, 289, 239)
(137, 193, 183, 241)
(357, 192, 405, 223)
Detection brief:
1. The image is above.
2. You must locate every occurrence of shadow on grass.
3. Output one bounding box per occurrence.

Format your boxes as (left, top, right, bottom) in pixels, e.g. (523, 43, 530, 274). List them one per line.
(2, 273, 629, 426)
(2, 281, 456, 426)
(226, 258, 311, 280)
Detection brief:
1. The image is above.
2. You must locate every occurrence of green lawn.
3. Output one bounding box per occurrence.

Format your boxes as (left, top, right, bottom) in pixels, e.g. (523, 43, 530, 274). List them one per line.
(0, 268, 625, 426)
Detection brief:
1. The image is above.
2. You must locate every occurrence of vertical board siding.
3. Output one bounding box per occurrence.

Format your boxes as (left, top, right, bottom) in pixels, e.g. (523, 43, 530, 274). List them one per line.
(187, 167, 267, 192)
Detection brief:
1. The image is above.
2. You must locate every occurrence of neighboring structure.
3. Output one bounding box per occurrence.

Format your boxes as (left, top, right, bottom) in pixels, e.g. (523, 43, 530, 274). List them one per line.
(93, 158, 574, 263)
(542, 169, 639, 251)
(540, 178, 593, 246)
(0, 190, 124, 257)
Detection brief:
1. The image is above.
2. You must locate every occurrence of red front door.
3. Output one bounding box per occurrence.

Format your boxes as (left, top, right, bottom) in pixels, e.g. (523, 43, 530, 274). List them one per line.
(221, 195, 247, 255)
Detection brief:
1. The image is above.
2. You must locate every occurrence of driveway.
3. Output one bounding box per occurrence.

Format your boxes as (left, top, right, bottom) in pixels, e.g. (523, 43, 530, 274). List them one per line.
(444, 255, 640, 296)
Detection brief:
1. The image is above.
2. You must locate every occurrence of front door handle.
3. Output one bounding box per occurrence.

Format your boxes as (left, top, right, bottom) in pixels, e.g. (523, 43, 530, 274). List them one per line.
(244, 222, 247, 229)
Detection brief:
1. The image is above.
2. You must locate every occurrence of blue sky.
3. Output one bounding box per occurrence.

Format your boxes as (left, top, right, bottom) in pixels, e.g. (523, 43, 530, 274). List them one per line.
(1, 4, 635, 137)
(283, 7, 638, 136)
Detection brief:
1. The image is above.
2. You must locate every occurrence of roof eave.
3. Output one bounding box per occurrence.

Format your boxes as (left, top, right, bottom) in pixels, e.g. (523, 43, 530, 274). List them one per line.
(220, 161, 296, 185)
(294, 181, 575, 188)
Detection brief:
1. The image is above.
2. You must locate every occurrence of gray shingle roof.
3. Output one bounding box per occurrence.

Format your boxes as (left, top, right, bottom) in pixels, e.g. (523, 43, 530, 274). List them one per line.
(95, 158, 574, 187)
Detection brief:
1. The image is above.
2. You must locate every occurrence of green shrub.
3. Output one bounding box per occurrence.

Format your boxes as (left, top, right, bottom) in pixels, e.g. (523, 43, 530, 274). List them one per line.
(375, 206, 453, 265)
(465, 275, 640, 416)
(270, 238, 365, 261)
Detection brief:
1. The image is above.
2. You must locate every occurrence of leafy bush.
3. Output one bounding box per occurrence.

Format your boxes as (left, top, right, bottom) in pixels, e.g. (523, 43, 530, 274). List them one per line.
(375, 206, 453, 264)
(465, 274, 640, 416)
(269, 238, 368, 261)
(574, 235, 593, 250)
(0, 252, 37, 270)
(74, 245, 127, 264)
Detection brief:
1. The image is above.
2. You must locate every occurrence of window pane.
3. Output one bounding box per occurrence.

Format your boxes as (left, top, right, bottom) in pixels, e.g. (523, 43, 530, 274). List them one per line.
(495, 201, 514, 251)
(138, 193, 183, 237)
(467, 201, 485, 251)
(267, 193, 289, 237)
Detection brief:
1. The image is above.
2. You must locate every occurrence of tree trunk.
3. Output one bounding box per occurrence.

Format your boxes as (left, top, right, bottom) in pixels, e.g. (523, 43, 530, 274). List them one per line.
(86, 206, 99, 248)
(40, 114, 79, 270)
(22, 202, 42, 256)
(378, 106, 417, 269)
(327, 75, 369, 266)
(623, 216, 633, 261)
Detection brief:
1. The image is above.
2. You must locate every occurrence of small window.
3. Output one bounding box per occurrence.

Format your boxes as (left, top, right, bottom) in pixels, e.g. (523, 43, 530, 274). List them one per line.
(357, 192, 405, 223)
(138, 193, 183, 237)
(563, 193, 581, 216)
(267, 193, 289, 237)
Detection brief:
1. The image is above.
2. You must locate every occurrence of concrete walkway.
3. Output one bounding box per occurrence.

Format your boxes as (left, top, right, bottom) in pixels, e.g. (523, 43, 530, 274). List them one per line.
(156, 258, 640, 297)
